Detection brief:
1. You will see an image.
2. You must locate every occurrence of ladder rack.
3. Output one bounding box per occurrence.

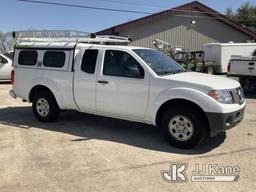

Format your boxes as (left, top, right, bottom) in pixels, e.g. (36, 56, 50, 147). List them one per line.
(13, 30, 131, 45)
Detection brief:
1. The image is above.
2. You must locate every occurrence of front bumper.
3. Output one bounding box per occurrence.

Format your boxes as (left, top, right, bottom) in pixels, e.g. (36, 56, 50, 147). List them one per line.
(206, 106, 245, 137)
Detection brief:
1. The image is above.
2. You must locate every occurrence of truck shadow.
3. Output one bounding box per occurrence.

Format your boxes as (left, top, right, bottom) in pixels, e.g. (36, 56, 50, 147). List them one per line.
(0, 106, 226, 155)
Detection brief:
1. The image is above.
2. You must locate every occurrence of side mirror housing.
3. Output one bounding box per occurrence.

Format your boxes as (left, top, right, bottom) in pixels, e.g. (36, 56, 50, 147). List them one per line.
(123, 65, 144, 78)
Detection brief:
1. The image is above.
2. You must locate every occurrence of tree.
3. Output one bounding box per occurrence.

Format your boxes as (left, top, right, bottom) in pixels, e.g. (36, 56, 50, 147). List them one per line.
(225, 8, 235, 19)
(226, 2, 256, 31)
(0, 32, 13, 53)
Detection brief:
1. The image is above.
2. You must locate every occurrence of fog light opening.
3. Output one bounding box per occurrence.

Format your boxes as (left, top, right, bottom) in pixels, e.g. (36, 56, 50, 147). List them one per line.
(226, 116, 233, 128)
(226, 122, 231, 127)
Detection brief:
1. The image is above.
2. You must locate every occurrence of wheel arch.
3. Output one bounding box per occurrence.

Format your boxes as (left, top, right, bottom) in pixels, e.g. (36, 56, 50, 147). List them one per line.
(155, 99, 209, 132)
(29, 85, 61, 108)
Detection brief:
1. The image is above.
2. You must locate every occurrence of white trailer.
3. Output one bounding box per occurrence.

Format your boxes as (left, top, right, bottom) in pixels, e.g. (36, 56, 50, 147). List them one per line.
(203, 43, 256, 74)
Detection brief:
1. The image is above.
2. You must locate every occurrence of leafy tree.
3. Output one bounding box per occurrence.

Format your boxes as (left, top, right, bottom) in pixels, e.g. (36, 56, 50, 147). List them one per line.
(0, 32, 13, 53)
(225, 8, 235, 19)
(226, 2, 256, 31)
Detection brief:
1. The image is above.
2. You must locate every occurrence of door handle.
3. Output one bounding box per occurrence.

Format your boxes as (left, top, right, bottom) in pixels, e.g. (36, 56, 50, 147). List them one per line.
(97, 80, 109, 84)
(248, 67, 254, 70)
(249, 62, 254, 66)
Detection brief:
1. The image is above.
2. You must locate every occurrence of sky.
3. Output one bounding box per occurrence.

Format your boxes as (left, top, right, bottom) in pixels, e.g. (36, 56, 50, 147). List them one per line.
(1, 0, 256, 33)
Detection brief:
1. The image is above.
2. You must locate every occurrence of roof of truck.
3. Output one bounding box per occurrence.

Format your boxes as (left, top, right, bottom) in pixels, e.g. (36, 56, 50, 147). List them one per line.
(15, 41, 77, 49)
(76, 43, 151, 50)
(15, 41, 151, 51)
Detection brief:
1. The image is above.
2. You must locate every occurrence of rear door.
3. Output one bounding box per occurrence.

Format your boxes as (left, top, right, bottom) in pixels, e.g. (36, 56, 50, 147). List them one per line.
(74, 48, 100, 112)
(96, 49, 149, 119)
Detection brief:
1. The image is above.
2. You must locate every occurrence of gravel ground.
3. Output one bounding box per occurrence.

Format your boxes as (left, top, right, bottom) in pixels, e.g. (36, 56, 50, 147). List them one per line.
(0, 83, 255, 192)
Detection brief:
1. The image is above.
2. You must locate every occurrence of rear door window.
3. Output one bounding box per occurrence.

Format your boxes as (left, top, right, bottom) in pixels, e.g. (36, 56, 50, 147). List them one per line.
(81, 49, 98, 74)
(18, 51, 38, 66)
(43, 51, 66, 68)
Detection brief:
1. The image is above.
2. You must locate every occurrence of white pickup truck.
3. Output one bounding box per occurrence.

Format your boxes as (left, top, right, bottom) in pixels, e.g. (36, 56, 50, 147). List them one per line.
(9, 37, 245, 149)
(228, 55, 256, 89)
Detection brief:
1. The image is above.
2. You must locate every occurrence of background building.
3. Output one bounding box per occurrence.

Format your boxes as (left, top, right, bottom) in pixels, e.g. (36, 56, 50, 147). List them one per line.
(97, 1, 256, 51)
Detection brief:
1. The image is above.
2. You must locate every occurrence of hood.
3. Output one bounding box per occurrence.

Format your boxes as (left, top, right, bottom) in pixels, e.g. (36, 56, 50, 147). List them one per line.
(160, 72, 240, 90)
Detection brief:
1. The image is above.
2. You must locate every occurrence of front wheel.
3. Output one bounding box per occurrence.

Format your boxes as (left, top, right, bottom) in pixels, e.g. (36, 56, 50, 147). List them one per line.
(160, 105, 208, 149)
(32, 90, 60, 122)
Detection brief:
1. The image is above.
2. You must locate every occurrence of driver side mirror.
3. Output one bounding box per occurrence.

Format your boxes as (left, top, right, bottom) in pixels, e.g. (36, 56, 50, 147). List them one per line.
(123, 64, 144, 78)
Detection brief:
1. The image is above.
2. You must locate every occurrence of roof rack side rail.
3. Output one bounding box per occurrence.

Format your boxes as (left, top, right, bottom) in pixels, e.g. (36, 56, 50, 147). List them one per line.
(13, 30, 131, 45)
(97, 35, 132, 41)
(13, 30, 94, 39)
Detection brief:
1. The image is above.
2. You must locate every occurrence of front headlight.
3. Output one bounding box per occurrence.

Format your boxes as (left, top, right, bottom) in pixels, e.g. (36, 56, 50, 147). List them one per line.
(208, 90, 233, 104)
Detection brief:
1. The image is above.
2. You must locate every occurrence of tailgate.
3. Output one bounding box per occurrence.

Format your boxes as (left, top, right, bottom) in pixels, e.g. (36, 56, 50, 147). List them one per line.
(229, 58, 256, 76)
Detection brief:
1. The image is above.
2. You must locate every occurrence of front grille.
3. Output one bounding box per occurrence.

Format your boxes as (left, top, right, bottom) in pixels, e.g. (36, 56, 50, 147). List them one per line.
(230, 87, 245, 104)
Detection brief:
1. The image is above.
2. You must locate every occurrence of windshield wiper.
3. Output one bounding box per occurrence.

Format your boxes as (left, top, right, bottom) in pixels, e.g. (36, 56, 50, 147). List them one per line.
(158, 71, 175, 75)
(158, 69, 184, 75)
(174, 69, 186, 73)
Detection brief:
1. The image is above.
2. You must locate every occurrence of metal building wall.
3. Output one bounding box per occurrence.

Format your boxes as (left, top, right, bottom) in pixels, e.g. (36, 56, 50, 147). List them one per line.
(118, 14, 251, 51)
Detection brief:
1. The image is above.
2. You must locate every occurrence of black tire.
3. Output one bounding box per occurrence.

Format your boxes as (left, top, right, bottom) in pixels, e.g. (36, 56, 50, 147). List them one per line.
(160, 105, 208, 149)
(239, 77, 247, 89)
(32, 90, 60, 122)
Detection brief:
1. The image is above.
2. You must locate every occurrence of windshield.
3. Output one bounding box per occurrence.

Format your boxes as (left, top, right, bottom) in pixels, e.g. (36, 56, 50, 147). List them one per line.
(133, 49, 185, 75)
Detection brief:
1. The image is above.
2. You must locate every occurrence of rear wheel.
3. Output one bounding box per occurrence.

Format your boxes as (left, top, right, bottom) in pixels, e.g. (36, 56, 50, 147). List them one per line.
(32, 90, 60, 122)
(160, 105, 208, 149)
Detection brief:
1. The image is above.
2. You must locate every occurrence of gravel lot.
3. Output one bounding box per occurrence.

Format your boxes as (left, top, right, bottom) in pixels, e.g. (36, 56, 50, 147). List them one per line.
(0, 82, 255, 192)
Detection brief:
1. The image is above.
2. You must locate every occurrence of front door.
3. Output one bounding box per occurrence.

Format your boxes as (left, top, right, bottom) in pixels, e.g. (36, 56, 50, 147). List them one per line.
(96, 49, 149, 119)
